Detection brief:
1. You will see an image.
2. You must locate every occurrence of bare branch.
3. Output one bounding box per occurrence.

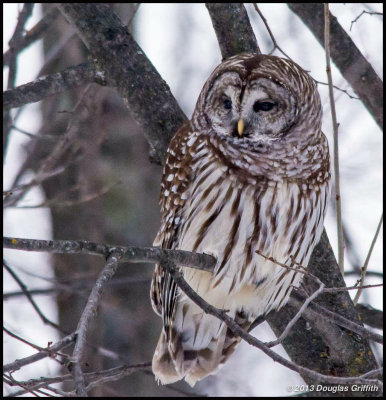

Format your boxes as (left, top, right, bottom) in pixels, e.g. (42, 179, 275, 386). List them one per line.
(314, 80, 359, 100)
(3, 62, 106, 110)
(205, 3, 260, 59)
(3, 7, 60, 67)
(350, 10, 383, 31)
(70, 251, 122, 396)
(288, 3, 383, 130)
(3, 332, 76, 373)
(322, 283, 383, 293)
(353, 213, 383, 305)
(57, 3, 187, 165)
(3, 236, 217, 273)
(356, 304, 383, 330)
(4, 3, 34, 157)
(3, 260, 62, 331)
(6, 3, 34, 89)
(5, 363, 152, 397)
(325, 3, 344, 274)
(252, 4, 292, 60)
(267, 282, 325, 348)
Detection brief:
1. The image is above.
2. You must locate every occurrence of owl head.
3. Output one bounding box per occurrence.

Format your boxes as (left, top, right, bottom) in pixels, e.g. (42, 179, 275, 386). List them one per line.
(192, 53, 322, 146)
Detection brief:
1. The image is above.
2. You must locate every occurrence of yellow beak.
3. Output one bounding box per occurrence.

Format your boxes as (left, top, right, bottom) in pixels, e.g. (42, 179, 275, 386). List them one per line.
(237, 119, 244, 136)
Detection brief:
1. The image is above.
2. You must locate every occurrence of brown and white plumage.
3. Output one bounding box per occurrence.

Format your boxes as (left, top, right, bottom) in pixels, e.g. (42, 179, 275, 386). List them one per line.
(150, 53, 330, 386)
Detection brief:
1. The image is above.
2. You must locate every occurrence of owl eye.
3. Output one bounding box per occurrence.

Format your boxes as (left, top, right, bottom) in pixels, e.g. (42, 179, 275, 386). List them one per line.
(253, 101, 276, 112)
(223, 99, 232, 110)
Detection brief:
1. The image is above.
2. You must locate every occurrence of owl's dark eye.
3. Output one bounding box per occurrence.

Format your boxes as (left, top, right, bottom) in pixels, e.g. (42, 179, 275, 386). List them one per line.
(253, 101, 276, 112)
(223, 99, 232, 110)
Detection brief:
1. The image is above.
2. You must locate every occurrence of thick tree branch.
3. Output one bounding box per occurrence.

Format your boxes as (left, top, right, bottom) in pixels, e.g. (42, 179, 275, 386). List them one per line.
(356, 304, 383, 330)
(288, 3, 383, 130)
(205, 3, 260, 59)
(3, 61, 106, 110)
(57, 3, 187, 165)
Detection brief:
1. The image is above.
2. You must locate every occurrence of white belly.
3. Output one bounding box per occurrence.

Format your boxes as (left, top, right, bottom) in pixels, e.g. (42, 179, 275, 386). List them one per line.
(171, 162, 327, 350)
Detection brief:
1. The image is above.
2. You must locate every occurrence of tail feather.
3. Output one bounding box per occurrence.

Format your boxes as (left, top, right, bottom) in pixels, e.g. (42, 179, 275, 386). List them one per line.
(152, 331, 182, 385)
(152, 311, 253, 387)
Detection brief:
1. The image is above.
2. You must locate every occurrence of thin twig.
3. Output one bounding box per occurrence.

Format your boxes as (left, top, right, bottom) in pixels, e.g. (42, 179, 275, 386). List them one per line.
(11, 180, 121, 209)
(5, 363, 152, 397)
(353, 213, 383, 305)
(3, 332, 76, 373)
(3, 7, 60, 67)
(350, 10, 383, 31)
(4, 327, 46, 353)
(253, 4, 292, 60)
(6, 3, 34, 90)
(345, 269, 383, 279)
(3, 260, 62, 331)
(254, 251, 383, 344)
(267, 282, 325, 347)
(70, 251, 123, 396)
(4, 3, 35, 158)
(10, 125, 59, 140)
(324, 3, 344, 275)
(314, 80, 359, 100)
(323, 283, 383, 293)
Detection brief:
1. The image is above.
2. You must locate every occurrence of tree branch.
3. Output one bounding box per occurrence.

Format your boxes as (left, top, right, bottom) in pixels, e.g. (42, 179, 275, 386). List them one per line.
(287, 3, 383, 130)
(324, 3, 344, 274)
(356, 304, 383, 330)
(70, 251, 122, 396)
(3, 61, 106, 110)
(205, 3, 260, 59)
(3, 237, 217, 273)
(3, 7, 60, 68)
(4, 3, 34, 157)
(3, 332, 76, 373)
(57, 3, 187, 165)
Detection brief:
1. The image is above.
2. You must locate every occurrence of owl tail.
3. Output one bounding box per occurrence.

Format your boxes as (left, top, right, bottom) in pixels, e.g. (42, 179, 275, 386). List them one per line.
(152, 312, 252, 387)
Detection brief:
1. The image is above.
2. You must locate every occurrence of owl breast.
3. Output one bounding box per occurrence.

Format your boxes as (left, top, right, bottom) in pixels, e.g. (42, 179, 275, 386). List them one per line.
(175, 136, 328, 323)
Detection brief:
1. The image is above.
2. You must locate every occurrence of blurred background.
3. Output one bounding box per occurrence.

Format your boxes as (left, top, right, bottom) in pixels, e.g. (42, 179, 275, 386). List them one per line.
(3, 3, 383, 396)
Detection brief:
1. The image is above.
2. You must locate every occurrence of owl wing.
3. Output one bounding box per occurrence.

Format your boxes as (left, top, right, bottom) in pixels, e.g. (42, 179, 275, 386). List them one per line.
(150, 122, 194, 333)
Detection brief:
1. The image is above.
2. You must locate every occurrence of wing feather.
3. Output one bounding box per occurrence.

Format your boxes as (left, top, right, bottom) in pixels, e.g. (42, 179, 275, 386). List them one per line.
(150, 122, 195, 332)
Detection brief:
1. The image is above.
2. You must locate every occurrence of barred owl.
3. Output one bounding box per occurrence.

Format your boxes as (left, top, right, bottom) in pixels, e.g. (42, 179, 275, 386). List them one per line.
(150, 53, 330, 386)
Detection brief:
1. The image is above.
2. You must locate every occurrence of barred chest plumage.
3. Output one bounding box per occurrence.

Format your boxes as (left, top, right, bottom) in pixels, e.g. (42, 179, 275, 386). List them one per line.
(166, 132, 328, 324)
